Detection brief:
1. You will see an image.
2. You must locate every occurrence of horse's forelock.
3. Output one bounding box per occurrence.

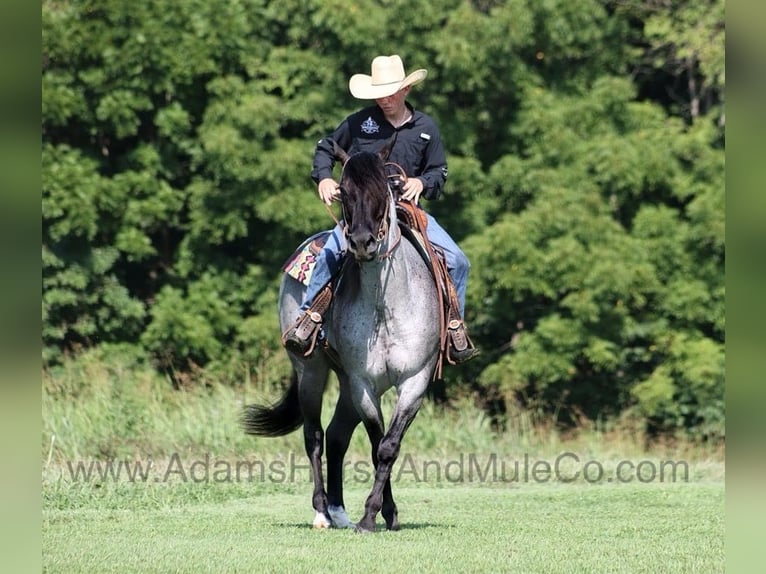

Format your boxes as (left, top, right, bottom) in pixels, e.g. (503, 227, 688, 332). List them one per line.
(341, 152, 389, 210)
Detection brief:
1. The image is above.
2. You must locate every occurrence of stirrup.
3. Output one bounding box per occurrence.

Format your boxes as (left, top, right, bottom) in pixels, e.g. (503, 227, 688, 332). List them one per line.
(447, 319, 480, 364)
(282, 310, 323, 356)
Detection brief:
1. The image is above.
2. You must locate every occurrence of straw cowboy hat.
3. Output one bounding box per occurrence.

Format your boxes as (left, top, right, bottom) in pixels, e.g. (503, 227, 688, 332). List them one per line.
(349, 55, 428, 100)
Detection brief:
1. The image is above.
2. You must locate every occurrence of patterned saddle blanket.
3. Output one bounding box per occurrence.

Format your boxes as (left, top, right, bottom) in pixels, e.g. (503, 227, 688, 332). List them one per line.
(282, 231, 331, 286)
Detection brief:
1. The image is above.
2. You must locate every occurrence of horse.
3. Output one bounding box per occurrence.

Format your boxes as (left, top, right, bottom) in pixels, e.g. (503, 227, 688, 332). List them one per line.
(242, 143, 440, 532)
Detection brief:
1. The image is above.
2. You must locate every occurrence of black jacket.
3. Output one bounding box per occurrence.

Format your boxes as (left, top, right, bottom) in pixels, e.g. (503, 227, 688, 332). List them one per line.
(311, 103, 448, 201)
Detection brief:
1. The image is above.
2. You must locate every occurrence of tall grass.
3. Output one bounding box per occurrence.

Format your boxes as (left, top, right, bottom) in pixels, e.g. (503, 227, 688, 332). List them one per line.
(42, 350, 724, 482)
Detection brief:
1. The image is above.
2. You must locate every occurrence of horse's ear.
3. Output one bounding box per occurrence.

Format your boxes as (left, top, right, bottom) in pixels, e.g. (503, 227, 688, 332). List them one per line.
(377, 136, 395, 162)
(333, 141, 350, 165)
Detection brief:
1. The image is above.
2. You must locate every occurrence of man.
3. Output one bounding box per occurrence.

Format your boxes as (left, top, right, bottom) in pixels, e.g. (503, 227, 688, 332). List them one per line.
(283, 54, 478, 363)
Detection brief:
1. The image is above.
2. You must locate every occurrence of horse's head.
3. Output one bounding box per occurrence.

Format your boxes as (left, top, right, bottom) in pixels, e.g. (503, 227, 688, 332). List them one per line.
(336, 142, 393, 262)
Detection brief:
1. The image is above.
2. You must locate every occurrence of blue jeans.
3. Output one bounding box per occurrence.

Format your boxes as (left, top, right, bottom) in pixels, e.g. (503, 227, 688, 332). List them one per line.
(298, 212, 470, 317)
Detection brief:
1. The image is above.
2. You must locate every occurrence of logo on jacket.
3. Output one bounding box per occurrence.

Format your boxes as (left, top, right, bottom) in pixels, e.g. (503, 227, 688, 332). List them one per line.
(361, 116, 380, 134)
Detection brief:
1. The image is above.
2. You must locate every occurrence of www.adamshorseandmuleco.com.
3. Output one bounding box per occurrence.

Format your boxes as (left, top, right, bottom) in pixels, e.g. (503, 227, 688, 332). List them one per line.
(58, 451, 691, 485)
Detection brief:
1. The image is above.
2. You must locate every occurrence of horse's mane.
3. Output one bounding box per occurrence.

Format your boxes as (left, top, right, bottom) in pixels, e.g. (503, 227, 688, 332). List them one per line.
(336, 150, 393, 300)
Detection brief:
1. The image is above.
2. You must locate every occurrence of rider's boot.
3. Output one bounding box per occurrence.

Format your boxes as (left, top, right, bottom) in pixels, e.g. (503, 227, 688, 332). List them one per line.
(282, 283, 333, 357)
(448, 319, 480, 364)
(282, 309, 324, 356)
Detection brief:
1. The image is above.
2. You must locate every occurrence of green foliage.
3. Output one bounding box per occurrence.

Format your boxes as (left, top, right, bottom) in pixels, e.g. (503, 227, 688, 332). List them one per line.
(631, 332, 724, 439)
(42, 0, 724, 439)
(615, 0, 725, 124)
(463, 70, 722, 438)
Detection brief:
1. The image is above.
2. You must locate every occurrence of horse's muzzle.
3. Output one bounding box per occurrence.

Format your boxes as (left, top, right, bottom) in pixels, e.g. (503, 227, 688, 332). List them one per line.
(346, 230, 378, 262)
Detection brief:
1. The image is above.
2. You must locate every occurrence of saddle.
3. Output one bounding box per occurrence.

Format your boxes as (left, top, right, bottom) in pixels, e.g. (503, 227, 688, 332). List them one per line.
(395, 201, 469, 379)
(282, 202, 469, 379)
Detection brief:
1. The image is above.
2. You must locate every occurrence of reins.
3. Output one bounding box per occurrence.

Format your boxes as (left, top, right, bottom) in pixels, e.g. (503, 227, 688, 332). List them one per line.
(324, 201, 342, 230)
(384, 161, 408, 193)
(376, 192, 400, 260)
(330, 154, 402, 261)
(376, 161, 407, 260)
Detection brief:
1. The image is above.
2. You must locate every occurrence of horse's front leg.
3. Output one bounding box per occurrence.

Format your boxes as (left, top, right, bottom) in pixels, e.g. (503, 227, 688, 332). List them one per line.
(358, 415, 400, 532)
(325, 380, 360, 528)
(346, 382, 394, 533)
(356, 384, 425, 533)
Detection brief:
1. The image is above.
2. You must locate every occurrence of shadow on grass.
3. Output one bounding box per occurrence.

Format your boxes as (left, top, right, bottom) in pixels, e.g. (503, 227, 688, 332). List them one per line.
(273, 521, 449, 531)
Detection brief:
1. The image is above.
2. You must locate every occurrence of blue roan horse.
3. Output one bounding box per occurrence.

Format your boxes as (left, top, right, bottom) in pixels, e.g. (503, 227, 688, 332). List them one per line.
(243, 143, 440, 532)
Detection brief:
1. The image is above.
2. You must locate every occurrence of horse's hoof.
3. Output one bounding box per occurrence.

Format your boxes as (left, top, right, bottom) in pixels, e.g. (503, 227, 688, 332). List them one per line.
(312, 512, 331, 529)
(328, 505, 354, 529)
(354, 522, 376, 534)
(383, 510, 399, 531)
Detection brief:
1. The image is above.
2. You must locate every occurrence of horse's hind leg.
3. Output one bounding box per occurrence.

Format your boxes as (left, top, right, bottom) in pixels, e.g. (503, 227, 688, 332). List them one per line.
(304, 424, 330, 529)
(295, 360, 331, 529)
(325, 381, 360, 528)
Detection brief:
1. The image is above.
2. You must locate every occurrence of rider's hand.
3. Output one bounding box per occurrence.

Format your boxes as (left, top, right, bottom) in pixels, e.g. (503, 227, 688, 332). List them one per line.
(400, 177, 424, 204)
(318, 178, 340, 206)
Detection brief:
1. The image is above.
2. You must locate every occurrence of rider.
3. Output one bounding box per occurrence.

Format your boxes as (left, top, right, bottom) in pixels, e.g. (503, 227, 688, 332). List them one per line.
(283, 54, 479, 363)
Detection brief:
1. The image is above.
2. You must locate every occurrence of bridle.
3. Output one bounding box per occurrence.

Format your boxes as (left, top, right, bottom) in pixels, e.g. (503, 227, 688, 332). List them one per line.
(384, 161, 408, 196)
(331, 154, 402, 261)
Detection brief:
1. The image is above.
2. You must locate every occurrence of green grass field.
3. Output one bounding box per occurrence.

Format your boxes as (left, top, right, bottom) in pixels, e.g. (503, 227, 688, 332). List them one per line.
(43, 478, 723, 573)
(42, 356, 725, 573)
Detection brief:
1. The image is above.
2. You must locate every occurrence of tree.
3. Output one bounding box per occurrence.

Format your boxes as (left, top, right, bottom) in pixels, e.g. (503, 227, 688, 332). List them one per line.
(42, 0, 724, 438)
(615, 0, 725, 125)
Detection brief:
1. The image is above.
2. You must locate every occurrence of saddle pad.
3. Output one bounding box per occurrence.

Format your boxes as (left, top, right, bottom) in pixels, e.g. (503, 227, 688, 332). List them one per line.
(282, 231, 330, 286)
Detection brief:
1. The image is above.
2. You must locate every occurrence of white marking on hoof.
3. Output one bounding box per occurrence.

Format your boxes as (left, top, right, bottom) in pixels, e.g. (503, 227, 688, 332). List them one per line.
(313, 511, 331, 529)
(328, 505, 354, 529)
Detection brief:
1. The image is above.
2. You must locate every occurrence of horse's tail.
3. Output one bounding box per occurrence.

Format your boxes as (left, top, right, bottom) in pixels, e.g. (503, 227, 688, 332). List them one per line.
(241, 371, 303, 437)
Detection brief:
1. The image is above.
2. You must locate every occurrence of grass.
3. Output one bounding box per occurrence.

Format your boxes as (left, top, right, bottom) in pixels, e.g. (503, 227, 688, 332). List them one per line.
(43, 480, 723, 573)
(42, 350, 725, 465)
(42, 352, 725, 572)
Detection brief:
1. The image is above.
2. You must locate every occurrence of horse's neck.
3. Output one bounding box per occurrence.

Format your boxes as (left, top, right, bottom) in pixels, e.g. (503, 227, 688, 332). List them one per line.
(357, 198, 408, 300)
